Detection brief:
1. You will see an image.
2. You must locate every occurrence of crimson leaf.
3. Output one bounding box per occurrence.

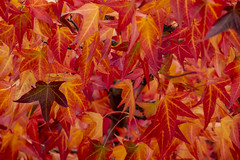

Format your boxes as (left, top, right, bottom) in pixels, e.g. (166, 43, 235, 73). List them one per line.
(14, 81, 68, 123)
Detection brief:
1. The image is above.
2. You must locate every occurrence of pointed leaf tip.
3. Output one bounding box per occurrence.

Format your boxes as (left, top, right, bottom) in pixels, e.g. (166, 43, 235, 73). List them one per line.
(14, 81, 68, 122)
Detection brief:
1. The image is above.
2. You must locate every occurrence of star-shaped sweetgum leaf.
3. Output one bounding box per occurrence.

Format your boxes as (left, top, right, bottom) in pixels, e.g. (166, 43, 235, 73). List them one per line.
(14, 81, 68, 123)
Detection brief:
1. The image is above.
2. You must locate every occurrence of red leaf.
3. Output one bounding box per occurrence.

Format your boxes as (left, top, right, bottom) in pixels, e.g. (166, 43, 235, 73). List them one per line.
(107, 0, 135, 33)
(27, 118, 42, 156)
(25, 0, 53, 26)
(127, 13, 139, 53)
(100, 38, 111, 60)
(57, 131, 69, 160)
(75, 33, 99, 86)
(78, 139, 111, 160)
(175, 126, 190, 144)
(49, 26, 74, 64)
(123, 42, 141, 77)
(224, 59, 240, 77)
(224, 60, 240, 106)
(164, 40, 194, 67)
(112, 41, 129, 52)
(228, 76, 240, 107)
(141, 96, 177, 144)
(9, 8, 32, 49)
(170, 0, 185, 27)
(202, 79, 231, 129)
(169, 98, 198, 118)
(0, 0, 10, 22)
(0, 0, 21, 22)
(191, 0, 224, 38)
(52, 0, 64, 19)
(28, 7, 53, 26)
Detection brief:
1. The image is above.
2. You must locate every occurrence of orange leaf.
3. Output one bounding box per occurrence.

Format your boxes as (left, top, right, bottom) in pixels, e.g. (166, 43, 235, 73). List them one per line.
(224, 59, 240, 77)
(70, 3, 99, 49)
(124, 141, 153, 160)
(61, 76, 87, 113)
(0, 22, 16, 50)
(0, 87, 12, 116)
(0, 44, 13, 79)
(16, 70, 37, 96)
(0, 123, 26, 159)
(87, 112, 103, 140)
(230, 114, 240, 150)
(113, 79, 135, 123)
(20, 47, 49, 80)
(137, 15, 160, 73)
(110, 145, 127, 160)
(90, 96, 112, 115)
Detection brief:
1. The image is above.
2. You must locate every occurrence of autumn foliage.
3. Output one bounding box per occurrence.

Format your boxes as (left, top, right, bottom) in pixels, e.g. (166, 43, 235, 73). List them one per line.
(1, 0, 240, 159)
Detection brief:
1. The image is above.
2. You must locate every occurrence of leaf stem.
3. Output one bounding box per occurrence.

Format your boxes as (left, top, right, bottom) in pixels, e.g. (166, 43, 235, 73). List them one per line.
(165, 71, 197, 79)
(67, 15, 79, 31)
(103, 115, 128, 147)
(103, 111, 129, 119)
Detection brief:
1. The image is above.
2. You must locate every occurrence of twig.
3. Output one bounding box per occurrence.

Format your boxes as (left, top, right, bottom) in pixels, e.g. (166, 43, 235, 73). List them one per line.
(67, 15, 79, 31)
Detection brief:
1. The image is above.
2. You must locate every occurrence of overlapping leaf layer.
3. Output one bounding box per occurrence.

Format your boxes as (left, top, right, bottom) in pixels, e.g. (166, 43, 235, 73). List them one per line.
(0, 0, 240, 159)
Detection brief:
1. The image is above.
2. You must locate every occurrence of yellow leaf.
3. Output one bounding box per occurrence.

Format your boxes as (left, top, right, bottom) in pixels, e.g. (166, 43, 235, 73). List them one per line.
(110, 145, 127, 160)
(87, 112, 103, 139)
(0, 44, 12, 79)
(136, 101, 157, 118)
